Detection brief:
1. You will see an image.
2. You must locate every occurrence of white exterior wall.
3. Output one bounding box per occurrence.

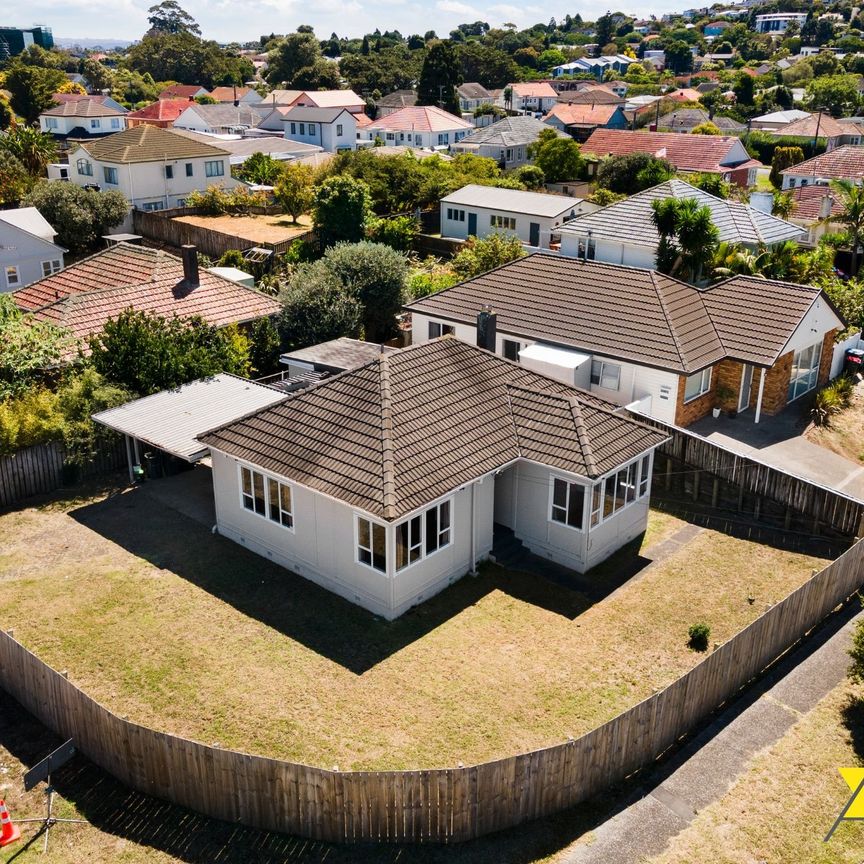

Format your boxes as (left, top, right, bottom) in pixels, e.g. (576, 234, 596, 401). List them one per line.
(210, 449, 494, 620)
(558, 233, 657, 269)
(0, 225, 65, 291)
(40, 113, 126, 136)
(782, 295, 844, 355)
(284, 115, 357, 151)
(440, 206, 566, 244)
(360, 126, 470, 149)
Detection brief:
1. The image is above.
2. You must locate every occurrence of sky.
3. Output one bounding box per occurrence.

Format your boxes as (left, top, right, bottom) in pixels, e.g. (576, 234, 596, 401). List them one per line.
(11, 0, 678, 46)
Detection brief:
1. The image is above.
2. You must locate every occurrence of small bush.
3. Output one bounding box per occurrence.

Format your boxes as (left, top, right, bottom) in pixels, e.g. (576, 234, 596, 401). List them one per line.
(849, 617, 864, 684)
(407, 269, 459, 299)
(688, 622, 711, 652)
(217, 249, 247, 269)
(366, 214, 419, 251)
(811, 377, 854, 426)
(283, 239, 318, 265)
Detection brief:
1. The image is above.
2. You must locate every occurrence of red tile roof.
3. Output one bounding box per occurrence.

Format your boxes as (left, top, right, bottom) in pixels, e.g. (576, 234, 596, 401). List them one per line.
(158, 84, 208, 99)
(782, 145, 864, 181)
(367, 105, 472, 133)
(582, 129, 755, 174)
(788, 185, 845, 220)
(543, 103, 620, 126)
(510, 82, 558, 99)
(126, 99, 193, 123)
(209, 86, 254, 102)
(775, 113, 847, 139)
(15, 243, 280, 355)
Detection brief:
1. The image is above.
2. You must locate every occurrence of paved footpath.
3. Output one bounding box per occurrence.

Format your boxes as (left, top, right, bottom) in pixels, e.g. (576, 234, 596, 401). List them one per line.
(563, 602, 863, 864)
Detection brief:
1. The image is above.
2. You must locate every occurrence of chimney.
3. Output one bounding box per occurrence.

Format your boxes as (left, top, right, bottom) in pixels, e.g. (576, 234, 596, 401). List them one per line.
(181, 244, 199, 287)
(476, 307, 497, 352)
(820, 193, 834, 220)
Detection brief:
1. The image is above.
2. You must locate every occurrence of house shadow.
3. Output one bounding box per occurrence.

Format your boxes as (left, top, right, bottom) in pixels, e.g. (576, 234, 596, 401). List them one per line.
(842, 694, 864, 759)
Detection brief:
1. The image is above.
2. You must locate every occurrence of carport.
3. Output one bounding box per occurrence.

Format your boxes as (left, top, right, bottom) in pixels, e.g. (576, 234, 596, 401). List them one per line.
(92, 374, 288, 482)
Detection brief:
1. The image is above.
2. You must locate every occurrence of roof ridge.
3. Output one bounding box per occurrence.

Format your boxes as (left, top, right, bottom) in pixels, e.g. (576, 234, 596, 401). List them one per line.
(567, 397, 599, 477)
(378, 355, 397, 521)
(648, 270, 690, 372)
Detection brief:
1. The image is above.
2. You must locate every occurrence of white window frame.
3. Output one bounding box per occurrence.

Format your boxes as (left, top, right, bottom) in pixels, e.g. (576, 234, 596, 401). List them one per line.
(788, 341, 822, 402)
(103, 166, 118, 185)
(683, 367, 712, 403)
(111, 118, 121, 129)
(205, 160, 225, 177)
(490, 215, 516, 230)
(77, 158, 93, 176)
(41, 259, 62, 277)
(590, 453, 652, 528)
(428, 321, 455, 339)
(4, 266, 20, 288)
(238, 464, 294, 531)
(591, 359, 621, 391)
(90, 118, 101, 129)
(336, 123, 343, 136)
(308, 123, 316, 135)
(356, 514, 387, 573)
(549, 475, 586, 531)
(46, 117, 58, 129)
(395, 499, 452, 572)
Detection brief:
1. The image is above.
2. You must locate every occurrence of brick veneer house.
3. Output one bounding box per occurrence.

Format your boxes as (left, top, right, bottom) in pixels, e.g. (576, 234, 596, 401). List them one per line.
(407, 256, 844, 429)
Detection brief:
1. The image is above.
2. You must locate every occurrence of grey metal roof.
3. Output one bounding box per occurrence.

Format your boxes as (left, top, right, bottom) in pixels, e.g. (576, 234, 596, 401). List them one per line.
(440, 184, 584, 217)
(558, 179, 805, 247)
(177, 103, 265, 126)
(92, 374, 287, 462)
(281, 337, 397, 371)
(283, 105, 352, 123)
(455, 116, 568, 147)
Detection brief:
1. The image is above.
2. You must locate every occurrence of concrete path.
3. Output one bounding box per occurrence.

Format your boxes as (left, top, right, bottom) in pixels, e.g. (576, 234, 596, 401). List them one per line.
(563, 602, 863, 864)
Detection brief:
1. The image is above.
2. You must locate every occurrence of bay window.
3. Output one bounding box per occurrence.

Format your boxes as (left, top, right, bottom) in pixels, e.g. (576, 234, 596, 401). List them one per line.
(550, 478, 585, 530)
(395, 500, 451, 571)
(588, 453, 652, 528)
(357, 516, 387, 572)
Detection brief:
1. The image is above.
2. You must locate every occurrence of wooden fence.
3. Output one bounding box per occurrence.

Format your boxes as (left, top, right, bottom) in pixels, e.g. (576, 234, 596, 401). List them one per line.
(2, 532, 863, 842)
(0, 439, 126, 510)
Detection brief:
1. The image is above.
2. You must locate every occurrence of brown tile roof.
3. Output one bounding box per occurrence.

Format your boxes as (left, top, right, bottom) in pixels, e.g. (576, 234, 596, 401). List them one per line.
(558, 89, 624, 105)
(582, 129, 754, 174)
(543, 103, 621, 126)
(15, 243, 280, 355)
(209, 86, 254, 102)
(199, 338, 667, 520)
(126, 99, 193, 123)
(782, 145, 864, 181)
(42, 98, 125, 118)
(788, 185, 845, 221)
(366, 105, 472, 132)
(510, 82, 558, 99)
(76, 125, 229, 163)
(699, 276, 844, 366)
(776, 113, 847, 139)
(407, 254, 727, 374)
(158, 84, 208, 99)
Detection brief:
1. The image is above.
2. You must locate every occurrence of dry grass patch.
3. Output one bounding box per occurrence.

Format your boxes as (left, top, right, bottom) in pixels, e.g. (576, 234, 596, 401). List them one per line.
(173, 212, 312, 244)
(0, 482, 828, 771)
(806, 379, 864, 465)
(649, 679, 864, 864)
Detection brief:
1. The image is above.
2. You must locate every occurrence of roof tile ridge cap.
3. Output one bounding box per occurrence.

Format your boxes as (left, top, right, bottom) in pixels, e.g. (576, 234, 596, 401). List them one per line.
(378, 355, 397, 521)
(568, 396, 599, 477)
(503, 383, 527, 460)
(649, 270, 691, 372)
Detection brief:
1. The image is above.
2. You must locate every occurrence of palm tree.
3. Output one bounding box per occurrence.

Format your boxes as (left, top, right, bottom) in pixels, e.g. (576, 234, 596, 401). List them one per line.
(830, 179, 864, 276)
(651, 197, 719, 284)
(0, 121, 57, 178)
(711, 241, 765, 280)
(771, 190, 796, 221)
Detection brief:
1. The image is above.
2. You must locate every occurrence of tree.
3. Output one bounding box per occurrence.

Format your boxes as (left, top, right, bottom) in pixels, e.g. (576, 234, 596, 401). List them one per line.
(806, 75, 862, 117)
(451, 233, 526, 279)
(88, 311, 250, 395)
(278, 262, 363, 350)
(0, 99, 13, 132)
(23, 182, 128, 253)
(4, 62, 66, 123)
(732, 72, 754, 106)
(313, 175, 372, 247)
(80, 58, 114, 93)
(274, 162, 315, 222)
(691, 121, 721, 135)
(247, 317, 281, 377)
(0, 123, 57, 177)
(595, 13, 615, 48)
(266, 31, 324, 86)
(513, 164, 545, 189)
(597, 152, 675, 194)
(321, 242, 408, 341)
(686, 173, 730, 199)
(831, 179, 864, 276)
(417, 40, 462, 114)
(528, 128, 583, 183)
(237, 152, 284, 186)
(456, 41, 516, 89)
(0, 152, 30, 206)
(147, 0, 201, 35)
(651, 197, 719, 284)
(769, 146, 805, 188)
(664, 41, 694, 75)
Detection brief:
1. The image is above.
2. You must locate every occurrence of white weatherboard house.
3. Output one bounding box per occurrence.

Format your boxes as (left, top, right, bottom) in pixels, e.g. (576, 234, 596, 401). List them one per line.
(282, 106, 358, 152)
(192, 338, 667, 619)
(64, 125, 237, 211)
(440, 185, 597, 249)
(0, 208, 65, 291)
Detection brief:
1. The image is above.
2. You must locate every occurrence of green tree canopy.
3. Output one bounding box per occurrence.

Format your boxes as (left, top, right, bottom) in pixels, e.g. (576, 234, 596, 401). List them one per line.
(830, 179, 864, 276)
(237, 152, 285, 186)
(769, 146, 805, 188)
(266, 31, 339, 89)
(313, 175, 373, 247)
(806, 74, 862, 117)
(0, 123, 57, 177)
(146, 0, 201, 35)
(4, 62, 66, 123)
(0, 151, 32, 206)
(597, 152, 675, 194)
(451, 233, 526, 279)
(417, 40, 462, 114)
(528, 128, 584, 183)
(274, 161, 315, 222)
(651, 197, 719, 284)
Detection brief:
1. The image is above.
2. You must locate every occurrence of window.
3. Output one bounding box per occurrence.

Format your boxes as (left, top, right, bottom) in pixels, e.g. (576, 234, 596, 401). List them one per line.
(438, 133, 449, 144)
(589, 454, 652, 528)
(490, 215, 516, 230)
(788, 341, 822, 402)
(502, 339, 521, 362)
(175, 198, 187, 207)
(336, 123, 343, 136)
(205, 160, 224, 177)
(396, 500, 451, 570)
(683, 368, 712, 403)
(357, 516, 387, 572)
(41, 260, 62, 277)
(165, 164, 174, 179)
(185, 163, 193, 177)
(4, 266, 20, 288)
(111, 118, 121, 129)
(141, 201, 165, 211)
(90, 119, 101, 129)
(446, 207, 465, 222)
(76, 159, 93, 176)
(428, 321, 455, 339)
(590, 359, 621, 391)
(386, 132, 395, 140)
(550, 478, 585, 530)
(308, 123, 316, 135)
(290, 122, 296, 134)
(46, 117, 58, 129)
(240, 465, 294, 530)
(299, 123, 306, 135)
(103, 166, 118, 185)
(577, 236, 596, 259)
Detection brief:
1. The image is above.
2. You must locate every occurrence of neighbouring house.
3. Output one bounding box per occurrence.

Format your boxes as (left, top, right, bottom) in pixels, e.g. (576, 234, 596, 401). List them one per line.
(281, 106, 358, 151)
(208, 86, 263, 104)
(502, 82, 558, 114)
(291, 89, 366, 113)
(64, 125, 237, 210)
(754, 12, 808, 33)
(406, 254, 843, 427)
(439, 184, 596, 249)
(556, 88, 625, 106)
(552, 55, 636, 79)
(781, 145, 864, 189)
(769, 113, 862, 152)
(557, 179, 805, 267)
(280, 337, 397, 378)
(0, 208, 65, 291)
(39, 97, 127, 140)
(359, 105, 473, 149)
(158, 84, 210, 100)
(704, 20, 731, 36)
(171, 128, 323, 166)
(785, 186, 846, 246)
(195, 336, 668, 618)
(655, 108, 745, 134)
(375, 90, 417, 117)
(748, 109, 811, 131)
(262, 89, 305, 106)
(172, 103, 266, 134)
(126, 99, 195, 129)
(450, 116, 569, 169)
(543, 103, 629, 142)
(50, 92, 126, 113)
(581, 129, 762, 186)
(13, 242, 280, 356)
(457, 83, 493, 112)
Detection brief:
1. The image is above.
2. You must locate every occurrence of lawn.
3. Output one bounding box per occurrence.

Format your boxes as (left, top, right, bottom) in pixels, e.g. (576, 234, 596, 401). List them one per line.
(649, 679, 864, 864)
(806, 378, 864, 466)
(0, 478, 829, 772)
(173, 212, 312, 245)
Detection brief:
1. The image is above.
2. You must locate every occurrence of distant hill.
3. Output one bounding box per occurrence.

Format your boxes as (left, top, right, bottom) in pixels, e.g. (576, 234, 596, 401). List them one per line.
(53, 37, 134, 49)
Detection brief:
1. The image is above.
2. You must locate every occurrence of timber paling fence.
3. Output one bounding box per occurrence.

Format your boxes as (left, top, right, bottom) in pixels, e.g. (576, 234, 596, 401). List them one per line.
(2, 533, 864, 842)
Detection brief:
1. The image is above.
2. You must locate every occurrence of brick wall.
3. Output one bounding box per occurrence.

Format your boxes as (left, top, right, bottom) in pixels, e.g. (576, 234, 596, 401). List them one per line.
(818, 328, 839, 386)
(760, 351, 793, 416)
(714, 359, 743, 411)
(674, 368, 717, 426)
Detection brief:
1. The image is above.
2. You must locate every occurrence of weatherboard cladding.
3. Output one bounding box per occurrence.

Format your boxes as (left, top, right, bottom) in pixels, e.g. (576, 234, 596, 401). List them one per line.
(440, 184, 583, 218)
(200, 338, 666, 521)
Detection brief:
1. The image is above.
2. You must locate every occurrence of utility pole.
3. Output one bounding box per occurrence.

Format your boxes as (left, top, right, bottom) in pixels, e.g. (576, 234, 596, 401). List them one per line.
(813, 109, 822, 153)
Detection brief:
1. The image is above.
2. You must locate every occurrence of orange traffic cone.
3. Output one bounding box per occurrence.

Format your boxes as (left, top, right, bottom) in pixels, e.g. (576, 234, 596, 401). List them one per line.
(0, 800, 20, 847)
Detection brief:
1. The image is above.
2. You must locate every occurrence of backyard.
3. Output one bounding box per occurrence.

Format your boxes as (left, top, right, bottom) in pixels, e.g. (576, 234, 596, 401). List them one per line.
(806, 378, 864, 467)
(0, 473, 830, 772)
(173, 212, 312, 245)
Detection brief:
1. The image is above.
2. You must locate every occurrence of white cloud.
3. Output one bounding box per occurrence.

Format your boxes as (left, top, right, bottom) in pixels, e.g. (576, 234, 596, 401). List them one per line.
(435, 0, 478, 16)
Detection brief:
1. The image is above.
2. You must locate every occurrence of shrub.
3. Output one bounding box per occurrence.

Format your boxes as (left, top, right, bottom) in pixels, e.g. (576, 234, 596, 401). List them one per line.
(186, 185, 265, 216)
(407, 268, 459, 299)
(451, 233, 526, 279)
(283, 238, 318, 265)
(688, 622, 711, 652)
(366, 214, 419, 251)
(513, 164, 545, 190)
(811, 377, 853, 426)
(849, 616, 864, 684)
(217, 249, 247, 269)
